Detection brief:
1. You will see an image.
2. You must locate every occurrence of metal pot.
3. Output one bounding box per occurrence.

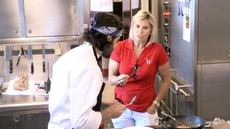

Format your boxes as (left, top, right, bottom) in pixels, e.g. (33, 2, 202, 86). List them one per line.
(161, 115, 205, 129)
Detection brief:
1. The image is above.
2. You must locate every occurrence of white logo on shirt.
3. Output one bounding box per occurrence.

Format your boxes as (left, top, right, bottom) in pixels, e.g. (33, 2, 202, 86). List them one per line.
(146, 58, 151, 64)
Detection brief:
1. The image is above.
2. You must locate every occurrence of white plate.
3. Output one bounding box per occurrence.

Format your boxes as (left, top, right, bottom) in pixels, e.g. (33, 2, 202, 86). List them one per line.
(124, 126, 152, 129)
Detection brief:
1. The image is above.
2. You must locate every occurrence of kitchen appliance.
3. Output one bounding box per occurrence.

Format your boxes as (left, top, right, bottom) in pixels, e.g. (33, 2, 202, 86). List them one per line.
(156, 0, 230, 120)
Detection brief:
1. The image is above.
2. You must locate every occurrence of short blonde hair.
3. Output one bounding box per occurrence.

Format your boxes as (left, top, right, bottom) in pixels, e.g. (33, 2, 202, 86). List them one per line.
(129, 10, 157, 44)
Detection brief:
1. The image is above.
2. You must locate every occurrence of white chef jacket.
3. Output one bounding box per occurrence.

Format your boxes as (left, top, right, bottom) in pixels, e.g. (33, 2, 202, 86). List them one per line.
(48, 42, 103, 129)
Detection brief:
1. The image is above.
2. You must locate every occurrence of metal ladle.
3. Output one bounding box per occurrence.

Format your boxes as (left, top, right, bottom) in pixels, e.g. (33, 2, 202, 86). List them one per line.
(161, 111, 189, 128)
(125, 96, 136, 107)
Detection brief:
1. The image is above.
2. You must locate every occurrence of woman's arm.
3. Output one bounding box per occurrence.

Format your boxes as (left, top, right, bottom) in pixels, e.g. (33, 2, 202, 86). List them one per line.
(108, 59, 129, 86)
(146, 62, 171, 114)
(154, 61, 171, 103)
(108, 59, 119, 85)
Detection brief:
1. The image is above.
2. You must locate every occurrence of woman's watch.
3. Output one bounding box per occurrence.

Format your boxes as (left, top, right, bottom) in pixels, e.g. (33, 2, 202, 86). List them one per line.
(153, 100, 160, 108)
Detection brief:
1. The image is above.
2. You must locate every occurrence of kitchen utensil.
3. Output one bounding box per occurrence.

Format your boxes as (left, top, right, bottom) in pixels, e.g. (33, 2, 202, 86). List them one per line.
(42, 44, 46, 73)
(45, 62, 51, 94)
(161, 111, 205, 129)
(9, 46, 13, 73)
(125, 96, 136, 107)
(22, 47, 27, 57)
(161, 111, 187, 127)
(4, 45, 13, 73)
(16, 46, 22, 66)
(28, 45, 34, 74)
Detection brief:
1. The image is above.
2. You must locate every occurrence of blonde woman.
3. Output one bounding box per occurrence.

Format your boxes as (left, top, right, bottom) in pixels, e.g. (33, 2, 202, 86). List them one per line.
(108, 10, 171, 128)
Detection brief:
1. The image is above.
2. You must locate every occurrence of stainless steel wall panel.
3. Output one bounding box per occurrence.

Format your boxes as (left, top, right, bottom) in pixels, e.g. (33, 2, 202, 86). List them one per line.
(0, 42, 78, 83)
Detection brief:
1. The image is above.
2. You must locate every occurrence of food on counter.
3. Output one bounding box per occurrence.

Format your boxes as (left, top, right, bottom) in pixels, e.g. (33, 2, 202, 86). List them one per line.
(14, 74, 29, 91)
(177, 125, 189, 128)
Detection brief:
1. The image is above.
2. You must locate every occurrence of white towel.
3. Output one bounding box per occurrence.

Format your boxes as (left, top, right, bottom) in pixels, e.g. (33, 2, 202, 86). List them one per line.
(3, 77, 38, 95)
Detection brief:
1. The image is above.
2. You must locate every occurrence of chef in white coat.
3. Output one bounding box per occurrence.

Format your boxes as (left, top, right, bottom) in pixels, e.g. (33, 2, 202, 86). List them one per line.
(48, 12, 125, 129)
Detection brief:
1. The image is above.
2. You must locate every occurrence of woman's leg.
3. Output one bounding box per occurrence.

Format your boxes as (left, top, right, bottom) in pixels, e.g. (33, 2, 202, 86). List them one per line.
(133, 111, 159, 126)
(111, 109, 135, 128)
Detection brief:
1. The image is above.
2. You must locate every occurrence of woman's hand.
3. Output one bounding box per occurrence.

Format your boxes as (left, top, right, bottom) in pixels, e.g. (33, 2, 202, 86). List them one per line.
(116, 74, 129, 86)
(146, 103, 157, 114)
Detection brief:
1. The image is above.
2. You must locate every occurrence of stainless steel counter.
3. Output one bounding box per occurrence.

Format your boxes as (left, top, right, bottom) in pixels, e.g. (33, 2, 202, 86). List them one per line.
(0, 94, 48, 113)
(0, 94, 49, 129)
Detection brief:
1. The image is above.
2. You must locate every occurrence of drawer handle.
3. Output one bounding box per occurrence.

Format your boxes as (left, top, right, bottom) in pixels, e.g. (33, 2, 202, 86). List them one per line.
(26, 114, 32, 120)
(13, 115, 20, 122)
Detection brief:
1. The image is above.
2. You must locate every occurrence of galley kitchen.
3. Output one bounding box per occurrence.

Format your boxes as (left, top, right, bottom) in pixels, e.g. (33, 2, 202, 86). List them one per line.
(0, 0, 230, 129)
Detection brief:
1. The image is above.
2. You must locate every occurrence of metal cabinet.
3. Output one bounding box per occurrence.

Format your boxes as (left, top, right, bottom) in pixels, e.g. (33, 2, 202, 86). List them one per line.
(23, 0, 81, 37)
(0, 111, 49, 129)
(0, 1, 21, 38)
(197, 63, 230, 120)
(0, 0, 88, 43)
(198, 0, 230, 63)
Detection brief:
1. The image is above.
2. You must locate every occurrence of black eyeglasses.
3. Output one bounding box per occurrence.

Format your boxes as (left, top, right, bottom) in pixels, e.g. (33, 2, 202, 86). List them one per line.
(132, 64, 140, 80)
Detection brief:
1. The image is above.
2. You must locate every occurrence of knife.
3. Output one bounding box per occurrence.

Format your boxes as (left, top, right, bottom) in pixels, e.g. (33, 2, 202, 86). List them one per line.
(16, 46, 23, 66)
(9, 46, 13, 73)
(28, 45, 34, 74)
(42, 44, 46, 73)
(4, 45, 13, 73)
